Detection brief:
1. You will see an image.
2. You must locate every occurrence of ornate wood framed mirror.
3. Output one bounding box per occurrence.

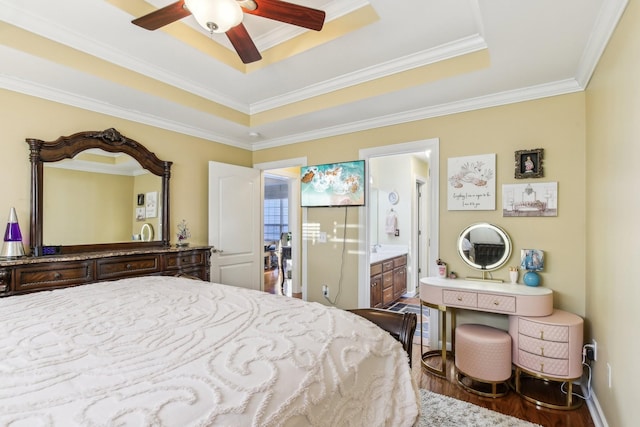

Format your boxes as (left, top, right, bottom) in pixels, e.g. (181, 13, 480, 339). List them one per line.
(26, 128, 172, 256)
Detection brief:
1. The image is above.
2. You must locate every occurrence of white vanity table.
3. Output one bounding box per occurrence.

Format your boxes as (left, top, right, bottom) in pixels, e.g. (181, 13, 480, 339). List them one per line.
(423, 223, 584, 409)
(419, 276, 553, 376)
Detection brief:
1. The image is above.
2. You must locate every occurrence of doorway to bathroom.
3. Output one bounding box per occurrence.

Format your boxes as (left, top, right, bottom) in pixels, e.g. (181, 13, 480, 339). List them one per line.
(359, 138, 440, 346)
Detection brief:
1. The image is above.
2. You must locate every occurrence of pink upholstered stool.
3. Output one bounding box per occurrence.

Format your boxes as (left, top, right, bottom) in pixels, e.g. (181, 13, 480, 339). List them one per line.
(455, 323, 512, 397)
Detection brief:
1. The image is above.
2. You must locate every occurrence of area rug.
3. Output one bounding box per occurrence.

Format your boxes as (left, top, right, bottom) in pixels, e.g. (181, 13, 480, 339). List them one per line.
(387, 302, 429, 341)
(418, 389, 542, 427)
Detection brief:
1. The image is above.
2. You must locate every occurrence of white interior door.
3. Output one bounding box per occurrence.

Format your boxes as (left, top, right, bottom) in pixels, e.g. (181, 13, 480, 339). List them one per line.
(208, 161, 261, 290)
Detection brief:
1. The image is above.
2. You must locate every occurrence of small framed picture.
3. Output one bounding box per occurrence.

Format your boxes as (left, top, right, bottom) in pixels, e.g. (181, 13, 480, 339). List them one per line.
(137, 193, 145, 206)
(515, 148, 544, 179)
(135, 207, 145, 221)
(145, 191, 158, 218)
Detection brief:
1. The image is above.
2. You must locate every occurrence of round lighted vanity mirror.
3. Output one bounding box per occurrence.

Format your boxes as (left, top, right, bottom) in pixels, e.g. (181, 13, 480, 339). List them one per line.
(457, 223, 512, 271)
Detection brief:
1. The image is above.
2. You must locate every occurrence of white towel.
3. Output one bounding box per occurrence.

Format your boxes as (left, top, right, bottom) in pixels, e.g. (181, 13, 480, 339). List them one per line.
(385, 211, 397, 234)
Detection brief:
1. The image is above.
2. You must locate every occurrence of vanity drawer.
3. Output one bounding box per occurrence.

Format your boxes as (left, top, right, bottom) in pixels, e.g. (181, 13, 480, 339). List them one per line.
(443, 290, 477, 308)
(477, 293, 516, 313)
(13, 262, 94, 292)
(382, 271, 394, 288)
(97, 255, 161, 280)
(382, 260, 395, 272)
(165, 251, 207, 270)
(518, 334, 569, 359)
(370, 263, 383, 276)
(516, 349, 569, 377)
(382, 286, 394, 305)
(393, 255, 407, 268)
(518, 317, 569, 342)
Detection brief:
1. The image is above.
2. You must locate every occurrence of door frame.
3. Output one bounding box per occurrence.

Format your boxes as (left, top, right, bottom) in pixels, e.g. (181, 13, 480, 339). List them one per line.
(254, 157, 306, 298)
(358, 138, 440, 311)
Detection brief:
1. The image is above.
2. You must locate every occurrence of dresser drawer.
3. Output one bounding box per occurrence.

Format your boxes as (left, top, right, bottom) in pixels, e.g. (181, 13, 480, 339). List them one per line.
(517, 349, 569, 377)
(518, 317, 569, 342)
(96, 255, 161, 280)
(14, 262, 94, 292)
(477, 293, 516, 313)
(443, 290, 477, 308)
(165, 251, 207, 270)
(518, 334, 569, 359)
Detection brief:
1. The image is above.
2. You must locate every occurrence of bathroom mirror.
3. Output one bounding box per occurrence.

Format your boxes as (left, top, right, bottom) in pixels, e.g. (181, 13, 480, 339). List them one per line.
(27, 128, 172, 256)
(457, 223, 511, 278)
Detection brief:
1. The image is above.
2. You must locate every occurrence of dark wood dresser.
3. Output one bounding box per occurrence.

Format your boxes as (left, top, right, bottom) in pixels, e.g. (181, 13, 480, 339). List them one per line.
(0, 246, 211, 297)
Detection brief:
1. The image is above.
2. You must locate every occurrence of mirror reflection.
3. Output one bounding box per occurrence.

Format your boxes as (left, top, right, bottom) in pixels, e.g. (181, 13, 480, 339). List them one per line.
(43, 150, 163, 246)
(457, 223, 511, 271)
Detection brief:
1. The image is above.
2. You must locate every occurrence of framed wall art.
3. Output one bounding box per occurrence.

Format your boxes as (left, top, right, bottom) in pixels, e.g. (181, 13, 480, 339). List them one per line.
(447, 153, 496, 210)
(145, 191, 158, 218)
(515, 148, 544, 179)
(502, 182, 557, 217)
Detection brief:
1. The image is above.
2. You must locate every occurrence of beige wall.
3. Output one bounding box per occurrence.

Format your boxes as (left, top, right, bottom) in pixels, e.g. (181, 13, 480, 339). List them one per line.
(0, 88, 252, 251)
(254, 93, 587, 317)
(585, 1, 639, 426)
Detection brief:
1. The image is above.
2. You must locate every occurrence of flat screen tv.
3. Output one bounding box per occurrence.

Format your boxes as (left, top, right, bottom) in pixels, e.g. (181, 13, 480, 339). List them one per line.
(300, 160, 365, 207)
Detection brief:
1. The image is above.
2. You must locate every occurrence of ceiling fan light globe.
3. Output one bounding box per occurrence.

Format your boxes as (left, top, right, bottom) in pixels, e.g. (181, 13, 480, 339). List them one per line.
(185, 0, 243, 34)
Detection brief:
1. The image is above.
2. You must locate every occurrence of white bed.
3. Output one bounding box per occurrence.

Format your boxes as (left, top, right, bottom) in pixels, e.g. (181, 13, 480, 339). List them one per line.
(0, 276, 419, 426)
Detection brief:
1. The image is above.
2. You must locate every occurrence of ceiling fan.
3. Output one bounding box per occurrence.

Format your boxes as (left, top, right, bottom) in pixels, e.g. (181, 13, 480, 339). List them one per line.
(132, 0, 326, 64)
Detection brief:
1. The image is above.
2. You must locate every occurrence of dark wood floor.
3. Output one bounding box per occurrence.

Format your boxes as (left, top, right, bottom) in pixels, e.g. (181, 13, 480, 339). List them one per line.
(264, 267, 301, 298)
(412, 347, 595, 427)
(263, 271, 595, 426)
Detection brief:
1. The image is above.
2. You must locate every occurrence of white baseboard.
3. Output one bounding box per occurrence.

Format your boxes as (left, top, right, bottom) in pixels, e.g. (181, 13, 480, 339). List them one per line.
(586, 391, 608, 427)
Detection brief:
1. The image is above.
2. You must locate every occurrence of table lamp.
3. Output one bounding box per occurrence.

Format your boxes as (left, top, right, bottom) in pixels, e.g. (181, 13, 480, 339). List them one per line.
(1, 207, 25, 258)
(520, 249, 543, 286)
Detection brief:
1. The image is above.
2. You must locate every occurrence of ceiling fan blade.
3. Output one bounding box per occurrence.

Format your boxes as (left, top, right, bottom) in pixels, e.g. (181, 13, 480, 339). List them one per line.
(226, 24, 262, 64)
(132, 0, 191, 31)
(244, 0, 325, 31)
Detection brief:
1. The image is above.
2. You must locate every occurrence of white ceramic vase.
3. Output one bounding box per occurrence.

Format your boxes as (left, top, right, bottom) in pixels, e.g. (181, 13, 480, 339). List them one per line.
(509, 270, 518, 284)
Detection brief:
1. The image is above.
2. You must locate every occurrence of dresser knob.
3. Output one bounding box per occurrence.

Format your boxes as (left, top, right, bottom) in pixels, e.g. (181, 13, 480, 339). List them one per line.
(493, 300, 499, 305)
(126, 263, 132, 269)
(540, 347, 545, 357)
(53, 272, 61, 279)
(457, 296, 462, 301)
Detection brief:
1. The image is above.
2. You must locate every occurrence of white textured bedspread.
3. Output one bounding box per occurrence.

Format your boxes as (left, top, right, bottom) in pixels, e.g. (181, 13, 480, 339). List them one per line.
(0, 276, 419, 426)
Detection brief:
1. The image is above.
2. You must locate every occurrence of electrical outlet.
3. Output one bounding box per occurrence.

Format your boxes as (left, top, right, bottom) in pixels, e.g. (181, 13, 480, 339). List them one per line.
(322, 285, 329, 298)
(592, 339, 598, 361)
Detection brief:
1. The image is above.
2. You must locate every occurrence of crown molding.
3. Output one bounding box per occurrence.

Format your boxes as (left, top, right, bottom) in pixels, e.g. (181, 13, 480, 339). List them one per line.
(0, 0, 248, 113)
(575, 0, 628, 88)
(251, 34, 487, 114)
(0, 73, 253, 150)
(251, 79, 583, 150)
(254, 0, 368, 50)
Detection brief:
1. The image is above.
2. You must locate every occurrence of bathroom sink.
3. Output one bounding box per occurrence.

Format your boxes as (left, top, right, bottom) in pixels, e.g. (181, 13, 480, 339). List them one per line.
(370, 245, 408, 263)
